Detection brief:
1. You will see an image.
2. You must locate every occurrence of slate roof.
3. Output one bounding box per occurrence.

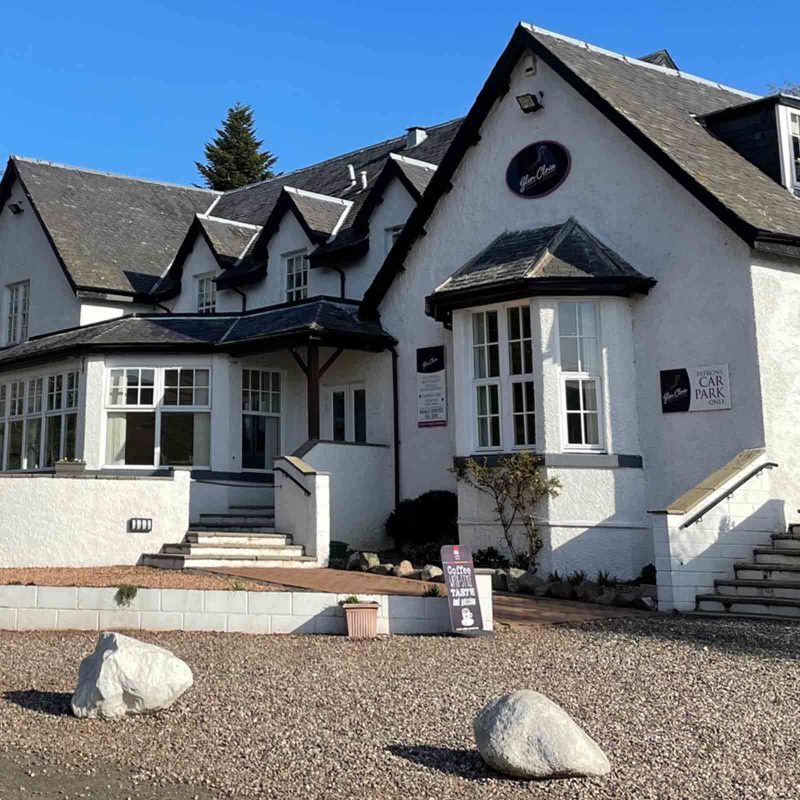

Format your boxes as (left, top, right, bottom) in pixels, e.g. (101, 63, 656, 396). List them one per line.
(0, 298, 393, 372)
(6, 157, 216, 294)
(198, 217, 256, 264)
(284, 189, 352, 242)
(393, 157, 436, 195)
(434, 219, 653, 294)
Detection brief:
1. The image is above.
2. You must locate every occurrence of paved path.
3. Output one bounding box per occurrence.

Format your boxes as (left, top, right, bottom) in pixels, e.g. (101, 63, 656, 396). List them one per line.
(210, 567, 641, 626)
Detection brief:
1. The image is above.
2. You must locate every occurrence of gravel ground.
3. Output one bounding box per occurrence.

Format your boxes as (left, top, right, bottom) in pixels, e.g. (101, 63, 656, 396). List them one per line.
(0, 617, 798, 799)
(0, 566, 275, 591)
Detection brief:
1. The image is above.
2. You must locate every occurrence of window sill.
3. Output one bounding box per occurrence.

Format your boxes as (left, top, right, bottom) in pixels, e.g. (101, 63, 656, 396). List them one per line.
(453, 453, 642, 469)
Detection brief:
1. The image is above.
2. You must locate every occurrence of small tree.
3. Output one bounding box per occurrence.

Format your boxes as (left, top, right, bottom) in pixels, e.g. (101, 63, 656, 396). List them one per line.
(196, 102, 277, 191)
(769, 82, 800, 97)
(452, 453, 560, 571)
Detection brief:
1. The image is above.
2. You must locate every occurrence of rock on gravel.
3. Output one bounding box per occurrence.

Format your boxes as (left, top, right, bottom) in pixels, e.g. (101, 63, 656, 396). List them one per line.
(72, 632, 193, 719)
(474, 689, 611, 779)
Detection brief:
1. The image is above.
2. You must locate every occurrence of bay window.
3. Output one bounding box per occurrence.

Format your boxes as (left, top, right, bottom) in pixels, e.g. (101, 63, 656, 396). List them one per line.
(105, 367, 211, 467)
(0, 370, 79, 470)
(558, 302, 603, 450)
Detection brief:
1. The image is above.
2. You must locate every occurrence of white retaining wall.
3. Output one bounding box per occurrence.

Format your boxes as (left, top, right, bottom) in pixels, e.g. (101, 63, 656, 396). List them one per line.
(0, 575, 494, 635)
(0, 470, 191, 567)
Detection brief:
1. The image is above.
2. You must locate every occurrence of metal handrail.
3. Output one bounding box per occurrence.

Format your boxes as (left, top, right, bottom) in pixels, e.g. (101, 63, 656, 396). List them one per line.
(275, 466, 311, 497)
(680, 461, 778, 529)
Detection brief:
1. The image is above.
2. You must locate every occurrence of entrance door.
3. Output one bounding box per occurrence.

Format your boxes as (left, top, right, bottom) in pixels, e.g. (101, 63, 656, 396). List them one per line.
(241, 369, 281, 470)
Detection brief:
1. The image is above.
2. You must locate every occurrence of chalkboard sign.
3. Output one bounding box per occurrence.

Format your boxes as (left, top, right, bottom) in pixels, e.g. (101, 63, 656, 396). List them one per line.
(506, 141, 571, 198)
(440, 544, 483, 633)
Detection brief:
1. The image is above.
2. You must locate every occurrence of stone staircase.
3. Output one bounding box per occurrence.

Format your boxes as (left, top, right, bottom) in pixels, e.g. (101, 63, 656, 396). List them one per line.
(695, 523, 800, 620)
(142, 505, 317, 570)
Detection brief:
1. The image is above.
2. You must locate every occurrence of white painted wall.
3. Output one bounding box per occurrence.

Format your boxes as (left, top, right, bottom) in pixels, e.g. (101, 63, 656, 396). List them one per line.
(0, 179, 81, 341)
(0, 469, 191, 567)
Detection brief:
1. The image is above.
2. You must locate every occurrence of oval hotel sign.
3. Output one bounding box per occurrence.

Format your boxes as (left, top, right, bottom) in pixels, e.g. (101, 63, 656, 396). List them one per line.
(506, 141, 571, 198)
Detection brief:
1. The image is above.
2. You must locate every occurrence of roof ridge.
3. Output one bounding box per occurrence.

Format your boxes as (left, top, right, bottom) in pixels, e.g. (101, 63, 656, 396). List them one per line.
(284, 186, 354, 205)
(10, 155, 219, 194)
(527, 219, 575, 277)
(218, 116, 465, 198)
(200, 214, 262, 231)
(521, 22, 761, 100)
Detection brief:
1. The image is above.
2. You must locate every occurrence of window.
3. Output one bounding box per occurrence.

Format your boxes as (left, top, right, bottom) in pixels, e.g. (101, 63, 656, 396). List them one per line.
(104, 367, 211, 468)
(472, 311, 501, 448)
(0, 370, 80, 470)
(791, 112, 800, 188)
(384, 225, 403, 254)
(241, 369, 281, 470)
(326, 384, 367, 443)
(558, 302, 603, 450)
(196, 274, 216, 313)
(6, 281, 29, 345)
(285, 252, 308, 302)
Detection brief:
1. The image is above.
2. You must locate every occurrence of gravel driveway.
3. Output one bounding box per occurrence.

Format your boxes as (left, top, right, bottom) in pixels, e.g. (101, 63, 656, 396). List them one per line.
(0, 617, 798, 799)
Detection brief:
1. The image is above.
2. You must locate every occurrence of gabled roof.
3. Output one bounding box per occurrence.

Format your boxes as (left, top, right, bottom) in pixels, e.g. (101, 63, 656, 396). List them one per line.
(427, 219, 655, 321)
(0, 157, 216, 296)
(198, 216, 258, 265)
(640, 49, 678, 70)
(0, 297, 394, 373)
(363, 23, 800, 317)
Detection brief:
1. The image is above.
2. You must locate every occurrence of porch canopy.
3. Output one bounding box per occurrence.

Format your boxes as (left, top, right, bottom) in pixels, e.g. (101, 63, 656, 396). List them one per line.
(0, 296, 396, 440)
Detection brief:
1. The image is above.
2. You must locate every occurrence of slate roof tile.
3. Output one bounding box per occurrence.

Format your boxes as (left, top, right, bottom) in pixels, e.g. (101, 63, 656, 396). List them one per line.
(198, 217, 256, 263)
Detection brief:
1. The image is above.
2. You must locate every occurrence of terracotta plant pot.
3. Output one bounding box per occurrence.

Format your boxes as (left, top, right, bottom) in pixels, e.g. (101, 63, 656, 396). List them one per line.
(343, 602, 379, 639)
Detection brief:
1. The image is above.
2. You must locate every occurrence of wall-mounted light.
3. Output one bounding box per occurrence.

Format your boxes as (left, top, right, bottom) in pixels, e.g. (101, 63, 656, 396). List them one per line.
(7, 202, 23, 215)
(516, 93, 544, 114)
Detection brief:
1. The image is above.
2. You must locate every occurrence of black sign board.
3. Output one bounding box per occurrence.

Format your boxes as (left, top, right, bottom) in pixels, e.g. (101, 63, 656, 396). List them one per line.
(440, 545, 483, 633)
(660, 368, 691, 413)
(505, 141, 571, 198)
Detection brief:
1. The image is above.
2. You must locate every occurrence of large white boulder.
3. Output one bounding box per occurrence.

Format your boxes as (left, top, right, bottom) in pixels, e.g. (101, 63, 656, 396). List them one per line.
(474, 690, 610, 779)
(71, 632, 193, 719)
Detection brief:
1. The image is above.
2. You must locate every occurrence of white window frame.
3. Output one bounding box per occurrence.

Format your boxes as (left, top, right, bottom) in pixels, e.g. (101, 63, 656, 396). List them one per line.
(0, 370, 80, 471)
(240, 367, 284, 472)
(556, 301, 605, 453)
(284, 250, 308, 302)
(777, 104, 800, 195)
(103, 366, 212, 469)
(6, 280, 30, 345)
(196, 273, 217, 313)
(469, 301, 537, 453)
(384, 225, 403, 254)
(324, 383, 367, 443)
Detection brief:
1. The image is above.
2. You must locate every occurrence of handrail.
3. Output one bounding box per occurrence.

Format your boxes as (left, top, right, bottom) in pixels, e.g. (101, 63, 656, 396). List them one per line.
(680, 461, 778, 529)
(274, 466, 311, 497)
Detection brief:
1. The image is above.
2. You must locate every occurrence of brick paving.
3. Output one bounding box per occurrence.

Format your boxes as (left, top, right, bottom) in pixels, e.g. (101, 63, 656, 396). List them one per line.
(210, 567, 642, 626)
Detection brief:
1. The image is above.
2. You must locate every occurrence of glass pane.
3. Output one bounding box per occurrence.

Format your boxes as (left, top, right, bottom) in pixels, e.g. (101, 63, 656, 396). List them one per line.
(561, 338, 579, 372)
(165, 369, 178, 388)
(180, 369, 193, 387)
(488, 385, 500, 414)
(486, 311, 498, 343)
(582, 380, 598, 411)
(472, 313, 485, 345)
(559, 303, 578, 336)
(105, 413, 126, 465)
(490, 416, 501, 447)
(476, 386, 487, 416)
(126, 387, 138, 405)
(179, 388, 193, 405)
(164, 387, 178, 405)
(109, 370, 124, 405)
(242, 414, 266, 470)
(140, 388, 154, 405)
(122, 412, 155, 465)
(526, 413, 536, 444)
(264, 416, 280, 468)
(521, 306, 531, 338)
(585, 413, 600, 445)
(0, 421, 4, 470)
(195, 388, 209, 406)
(512, 381, 523, 412)
(160, 413, 195, 466)
(353, 389, 367, 443)
(523, 341, 533, 374)
(473, 347, 486, 379)
(45, 415, 62, 467)
(196, 370, 209, 387)
(25, 418, 41, 469)
(579, 303, 597, 338)
(509, 341, 522, 375)
(508, 307, 520, 340)
(567, 413, 583, 444)
(525, 381, 535, 409)
(272, 391, 281, 414)
(514, 415, 526, 446)
(8, 420, 23, 469)
(478, 417, 488, 448)
(64, 414, 77, 460)
(565, 380, 580, 411)
(142, 369, 155, 388)
(487, 343, 500, 377)
(332, 391, 346, 442)
(579, 337, 598, 372)
(242, 370, 250, 391)
(272, 372, 280, 393)
(126, 369, 139, 387)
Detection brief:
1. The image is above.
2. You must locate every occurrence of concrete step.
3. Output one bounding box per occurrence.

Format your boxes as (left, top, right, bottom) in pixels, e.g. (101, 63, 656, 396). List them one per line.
(186, 531, 291, 546)
(735, 561, 800, 582)
(142, 553, 318, 570)
(228, 505, 273, 512)
(771, 534, 800, 551)
(188, 524, 275, 533)
(696, 594, 800, 618)
(163, 542, 304, 557)
(199, 513, 274, 527)
(753, 548, 800, 567)
(714, 578, 800, 601)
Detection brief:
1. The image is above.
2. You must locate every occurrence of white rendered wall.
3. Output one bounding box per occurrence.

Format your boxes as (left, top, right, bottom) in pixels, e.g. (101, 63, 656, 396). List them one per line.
(0, 470, 190, 567)
(0, 179, 81, 340)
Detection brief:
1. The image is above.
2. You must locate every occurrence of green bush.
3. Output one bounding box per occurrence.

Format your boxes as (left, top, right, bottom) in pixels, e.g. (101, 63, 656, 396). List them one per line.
(473, 547, 510, 569)
(385, 490, 458, 554)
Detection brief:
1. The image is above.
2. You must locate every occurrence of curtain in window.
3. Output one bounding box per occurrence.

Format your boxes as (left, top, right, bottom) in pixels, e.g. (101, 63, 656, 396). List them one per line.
(105, 413, 127, 466)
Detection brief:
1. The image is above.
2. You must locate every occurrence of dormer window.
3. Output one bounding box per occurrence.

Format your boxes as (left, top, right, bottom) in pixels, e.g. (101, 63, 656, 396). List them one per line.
(196, 273, 216, 314)
(285, 251, 308, 302)
(790, 112, 800, 189)
(6, 280, 29, 345)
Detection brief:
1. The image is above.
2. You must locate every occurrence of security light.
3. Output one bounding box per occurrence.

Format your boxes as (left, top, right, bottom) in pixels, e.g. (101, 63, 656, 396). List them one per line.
(516, 93, 544, 114)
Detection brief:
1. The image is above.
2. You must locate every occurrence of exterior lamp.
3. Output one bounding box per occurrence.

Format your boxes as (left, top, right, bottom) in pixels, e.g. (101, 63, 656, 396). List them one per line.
(516, 93, 544, 114)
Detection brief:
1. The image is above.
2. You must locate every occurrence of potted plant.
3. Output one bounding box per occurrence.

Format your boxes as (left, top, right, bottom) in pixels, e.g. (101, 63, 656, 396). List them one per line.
(54, 458, 86, 475)
(340, 595, 379, 639)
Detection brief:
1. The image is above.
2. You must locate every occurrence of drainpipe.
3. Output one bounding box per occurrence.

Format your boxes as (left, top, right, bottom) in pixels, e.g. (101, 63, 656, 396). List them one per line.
(231, 287, 247, 312)
(390, 346, 401, 509)
(331, 266, 346, 298)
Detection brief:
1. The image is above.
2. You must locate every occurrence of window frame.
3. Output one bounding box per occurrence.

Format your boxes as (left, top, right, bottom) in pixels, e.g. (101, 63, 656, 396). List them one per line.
(103, 366, 212, 469)
(240, 367, 284, 472)
(196, 273, 217, 314)
(284, 250, 308, 303)
(6, 280, 30, 345)
(777, 104, 800, 195)
(556, 301, 605, 453)
(324, 383, 367, 444)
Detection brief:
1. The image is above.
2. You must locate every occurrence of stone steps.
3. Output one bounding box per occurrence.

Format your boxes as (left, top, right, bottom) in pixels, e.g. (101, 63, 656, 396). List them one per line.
(188, 524, 276, 533)
(734, 561, 800, 582)
(752, 547, 800, 567)
(695, 593, 800, 618)
(141, 552, 318, 570)
(714, 578, 800, 601)
(770, 534, 800, 551)
(198, 512, 274, 528)
(162, 542, 305, 557)
(187, 531, 291, 546)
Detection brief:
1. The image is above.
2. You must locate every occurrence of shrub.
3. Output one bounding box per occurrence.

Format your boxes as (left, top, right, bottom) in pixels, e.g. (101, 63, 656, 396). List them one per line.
(340, 595, 362, 606)
(639, 563, 657, 585)
(114, 584, 138, 608)
(473, 547, 510, 569)
(567, 569, 588, 585)
(423, 585, 444, 597)
(596, 570, 614, 588)
(385, 490, 458, 554)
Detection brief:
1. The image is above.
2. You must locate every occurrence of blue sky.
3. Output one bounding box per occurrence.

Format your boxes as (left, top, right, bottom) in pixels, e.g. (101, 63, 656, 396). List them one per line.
(0, 1, 794, 186)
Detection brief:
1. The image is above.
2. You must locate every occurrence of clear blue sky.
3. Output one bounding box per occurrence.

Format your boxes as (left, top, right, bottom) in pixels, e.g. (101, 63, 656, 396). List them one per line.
(0, 0, 793, 187)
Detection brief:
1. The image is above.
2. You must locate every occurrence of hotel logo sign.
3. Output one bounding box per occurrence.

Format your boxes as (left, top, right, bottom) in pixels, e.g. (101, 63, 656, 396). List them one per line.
(505, 141, 571, 198)
(660, 364, 731, 413)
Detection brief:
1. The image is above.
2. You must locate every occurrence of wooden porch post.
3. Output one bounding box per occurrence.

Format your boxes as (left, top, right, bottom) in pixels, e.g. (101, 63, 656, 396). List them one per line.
(307, 342, 320, 440)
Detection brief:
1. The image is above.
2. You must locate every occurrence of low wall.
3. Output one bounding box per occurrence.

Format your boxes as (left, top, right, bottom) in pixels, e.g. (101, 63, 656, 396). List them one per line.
(0, 575, 494, 635)
(0, 470, 191, 568)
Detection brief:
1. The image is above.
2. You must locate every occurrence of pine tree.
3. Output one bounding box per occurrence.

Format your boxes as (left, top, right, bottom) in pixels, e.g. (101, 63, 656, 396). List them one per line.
(196, 102, 277, 191)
